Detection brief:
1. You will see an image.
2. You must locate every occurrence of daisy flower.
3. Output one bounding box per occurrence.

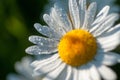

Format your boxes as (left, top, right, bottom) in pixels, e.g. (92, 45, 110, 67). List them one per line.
(26, 0, 120, 80)
(7, 57, 41, 80)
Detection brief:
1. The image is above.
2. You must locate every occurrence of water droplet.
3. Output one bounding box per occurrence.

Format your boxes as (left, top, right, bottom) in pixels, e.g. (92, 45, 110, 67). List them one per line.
(39, 28, 42, 31)
(38, 52, 41, 54)
(60, 14, 62, 17)
(40, 43, 43, 46)
(38, 38, 41, 41)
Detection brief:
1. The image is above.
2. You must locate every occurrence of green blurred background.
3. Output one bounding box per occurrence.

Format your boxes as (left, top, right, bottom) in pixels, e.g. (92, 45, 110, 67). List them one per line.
(0, 0, 120, 80)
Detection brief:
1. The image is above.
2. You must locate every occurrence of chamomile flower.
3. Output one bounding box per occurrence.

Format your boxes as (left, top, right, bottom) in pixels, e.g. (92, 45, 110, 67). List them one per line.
(26, 0, 120, 80)
(7, 57, 41, 80)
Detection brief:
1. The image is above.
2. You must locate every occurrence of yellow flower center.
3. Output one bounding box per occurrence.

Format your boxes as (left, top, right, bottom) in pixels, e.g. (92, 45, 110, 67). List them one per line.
(58, 29, 97, 67)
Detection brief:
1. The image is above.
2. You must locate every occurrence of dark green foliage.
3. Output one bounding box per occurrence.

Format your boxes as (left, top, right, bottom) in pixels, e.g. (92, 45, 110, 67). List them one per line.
(0, 0, 47, 80)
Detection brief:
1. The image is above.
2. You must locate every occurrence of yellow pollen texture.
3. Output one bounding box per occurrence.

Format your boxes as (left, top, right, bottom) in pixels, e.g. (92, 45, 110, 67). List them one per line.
(58, 29, 97, 67)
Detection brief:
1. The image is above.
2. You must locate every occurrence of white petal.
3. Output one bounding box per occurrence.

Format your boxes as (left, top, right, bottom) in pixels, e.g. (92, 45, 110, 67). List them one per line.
(79, 0, 86, 27)
(99, 24, 120, 38)
(107, 24, 120, 32)
(78, 65, 91, 80)
(81, 70, 91, 80)
(89, 64, 101, 80)
(42, 63, 66, 80)
(82, 2, 97, 30)
(15, 57, 33, 79)
(35, 59, 62, 76)
(34, 23, 61, 39)
(97, 30, 120, 52)
(54, 2, 72, 31)
(29, 36, 58, 47)
(43, 14, 65, 36)
(20, 57, 32, 74)
(73, 68, 78, 80)
(65, 66, 72, 80)
(91, 13, 119, 36)
(102, 52, 120, 65)
(98, 65, 117, 80)
(32, 71, 43, 80)
(49, 8, 66, 34)
(31, 54, 59, 68)
(56, 65, 67, 80)
(78, 71, 83, 80)
(25, 45, 57, 55)
(69, 0, 80, 29)
(92, 6, 110, 25)
(32, 55, 60, 78)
